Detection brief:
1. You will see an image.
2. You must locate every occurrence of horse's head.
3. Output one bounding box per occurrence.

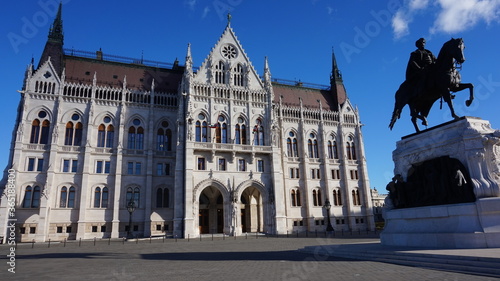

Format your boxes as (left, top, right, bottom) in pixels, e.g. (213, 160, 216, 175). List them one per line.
(439, 38, 466, 65)
(450, 38, 465, 64)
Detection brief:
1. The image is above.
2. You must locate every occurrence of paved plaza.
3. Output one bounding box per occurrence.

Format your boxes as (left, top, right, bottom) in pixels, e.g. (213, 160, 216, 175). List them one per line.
(1, 235, 499, 281)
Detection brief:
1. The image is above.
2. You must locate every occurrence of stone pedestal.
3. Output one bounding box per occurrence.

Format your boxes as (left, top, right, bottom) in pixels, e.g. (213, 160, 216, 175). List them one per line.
(381, 198, 500, 248)
(382, 117, 500, 248)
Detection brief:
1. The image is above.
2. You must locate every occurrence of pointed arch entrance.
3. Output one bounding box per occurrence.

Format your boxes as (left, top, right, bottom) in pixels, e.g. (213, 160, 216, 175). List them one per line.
(240, 186, 263, 233)
(199, 186, 224, 234)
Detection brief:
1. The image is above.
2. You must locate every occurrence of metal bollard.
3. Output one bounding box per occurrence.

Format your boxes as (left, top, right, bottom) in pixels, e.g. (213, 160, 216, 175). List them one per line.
(79, 238, 82, 247)
(64, 238, 67, 247)
(48, 239, 51, 248)
(94, 237, 96, 246)
(32, 239, 35, 248)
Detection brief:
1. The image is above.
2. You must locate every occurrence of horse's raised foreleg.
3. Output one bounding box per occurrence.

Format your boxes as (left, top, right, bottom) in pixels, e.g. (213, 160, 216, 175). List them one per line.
(458, 83, 474, 106)
(451, 83, 474, 106)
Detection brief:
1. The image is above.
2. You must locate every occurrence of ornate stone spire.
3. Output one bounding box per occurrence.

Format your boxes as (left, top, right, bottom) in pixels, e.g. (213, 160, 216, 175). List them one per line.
(227, 12, 232, 27)
(38, 2, 64, 76)
(330, 47, 347, 109)
(263, 56, 272, 87)
(185, 43, 193, 71)
(48, 2, 64, 44)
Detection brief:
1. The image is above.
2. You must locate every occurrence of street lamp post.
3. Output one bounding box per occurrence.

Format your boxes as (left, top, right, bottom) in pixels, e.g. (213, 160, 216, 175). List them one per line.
(324, 199, 334, 232)
(127, 199, 136, 239)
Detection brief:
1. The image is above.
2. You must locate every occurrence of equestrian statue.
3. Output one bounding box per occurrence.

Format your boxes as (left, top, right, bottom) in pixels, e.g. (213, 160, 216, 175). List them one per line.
(389, 38, 474, 132)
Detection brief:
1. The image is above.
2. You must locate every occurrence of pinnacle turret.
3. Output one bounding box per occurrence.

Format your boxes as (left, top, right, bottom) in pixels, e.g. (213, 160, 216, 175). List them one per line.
(38, 2, 64, 75)
(330, 48, 347, 109)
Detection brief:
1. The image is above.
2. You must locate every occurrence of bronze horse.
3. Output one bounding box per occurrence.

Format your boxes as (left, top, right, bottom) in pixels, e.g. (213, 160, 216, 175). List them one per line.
(389, 38, 474, 132)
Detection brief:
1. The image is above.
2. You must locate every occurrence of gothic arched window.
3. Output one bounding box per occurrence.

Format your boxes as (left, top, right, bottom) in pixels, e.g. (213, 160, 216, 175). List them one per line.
(307, 133, 319, 158)
(157, 121, 172, 151)
(64, 114, 83, 146)
(233, 63, 244, 86)
(156, 187, 170, 208)
(215, 61, 226, 84)
(287, 131, 298, 157)
(97, 116, 114, 148)
(128, 119, 144, 150)
(215, 115, 228, 143)
(234, 116, 247, 145)
(313, 189, 322, 206)
(253, 119, 264, 146)
(291, 188, 301, 207)
(126, 187, 140, 208)
(352, 189, 361, 206)
(328, 134, 338, 159)
(333, 189, 342, 206)
(94, 186, 109, 208)
(195, 114, 208, 142)
(59, 186, 75, 208)
(347, 136, 356, 160)
(30, 110, 51, 144)
(22, 185, 41, 208)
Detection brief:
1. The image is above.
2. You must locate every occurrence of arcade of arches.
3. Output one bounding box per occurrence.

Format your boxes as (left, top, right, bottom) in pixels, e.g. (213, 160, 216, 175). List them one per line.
(198, 186, 264, 234)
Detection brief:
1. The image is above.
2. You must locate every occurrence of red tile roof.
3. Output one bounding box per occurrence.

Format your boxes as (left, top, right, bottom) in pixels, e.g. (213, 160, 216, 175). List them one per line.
(273, 83, 338, 111)
(63, 56, 183, 93)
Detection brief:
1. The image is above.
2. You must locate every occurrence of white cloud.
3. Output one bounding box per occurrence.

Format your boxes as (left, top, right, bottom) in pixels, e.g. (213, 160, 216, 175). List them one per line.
(392, 11, 411, 39)
(409, 0, 430, 10)
(431, 0, 500, 33)
(391, 0, 430, 39)
(391, 0, 500, 38)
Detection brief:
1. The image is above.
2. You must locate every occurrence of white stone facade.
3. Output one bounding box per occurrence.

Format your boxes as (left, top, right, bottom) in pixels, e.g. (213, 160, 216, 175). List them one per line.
(0, 12, 375, 242)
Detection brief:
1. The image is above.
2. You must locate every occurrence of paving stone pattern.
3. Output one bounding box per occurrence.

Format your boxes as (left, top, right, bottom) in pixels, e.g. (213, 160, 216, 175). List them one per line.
(1, 236, 498, 281)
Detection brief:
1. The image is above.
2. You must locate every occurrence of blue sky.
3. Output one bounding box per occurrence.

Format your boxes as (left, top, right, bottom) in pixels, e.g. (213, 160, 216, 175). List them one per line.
(1, 0, 500, 192)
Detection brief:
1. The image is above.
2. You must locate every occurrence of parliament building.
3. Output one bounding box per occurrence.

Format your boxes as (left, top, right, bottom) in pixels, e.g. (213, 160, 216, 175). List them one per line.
(0, 5, 374, 242)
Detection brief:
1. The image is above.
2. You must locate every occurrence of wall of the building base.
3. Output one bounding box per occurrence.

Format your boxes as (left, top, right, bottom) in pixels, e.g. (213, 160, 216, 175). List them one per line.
(0, 206, 375, 243)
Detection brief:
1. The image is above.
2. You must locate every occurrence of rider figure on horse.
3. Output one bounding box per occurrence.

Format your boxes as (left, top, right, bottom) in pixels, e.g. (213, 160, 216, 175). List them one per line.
(406, 38, 436, 97)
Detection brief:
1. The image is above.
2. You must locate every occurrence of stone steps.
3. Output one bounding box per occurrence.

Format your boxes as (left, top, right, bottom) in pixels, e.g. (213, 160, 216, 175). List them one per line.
(300, 244, 500, 278)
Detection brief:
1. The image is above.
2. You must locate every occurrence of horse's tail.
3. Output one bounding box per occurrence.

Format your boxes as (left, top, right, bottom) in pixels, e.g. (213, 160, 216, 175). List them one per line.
(389, 87, 404, 130)
(389, 107, 401, 130)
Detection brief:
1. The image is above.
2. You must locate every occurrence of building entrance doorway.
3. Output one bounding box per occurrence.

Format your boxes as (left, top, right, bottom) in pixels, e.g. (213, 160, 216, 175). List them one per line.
(199, 186, 224, 234)
(240, 186, 263, 233)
